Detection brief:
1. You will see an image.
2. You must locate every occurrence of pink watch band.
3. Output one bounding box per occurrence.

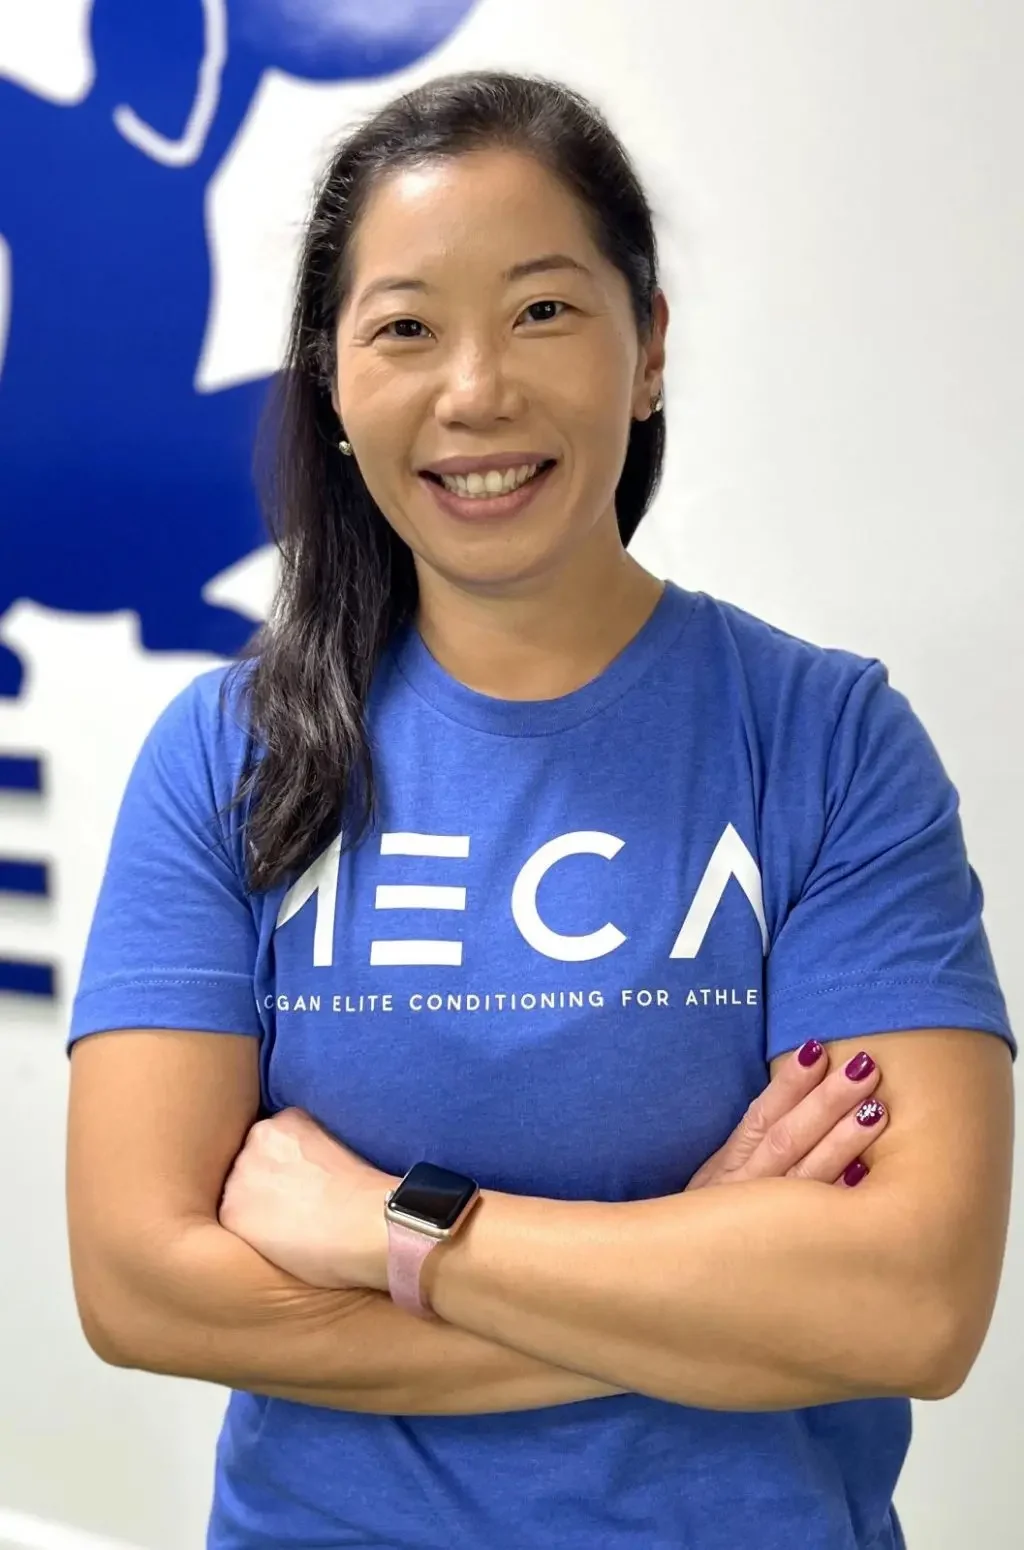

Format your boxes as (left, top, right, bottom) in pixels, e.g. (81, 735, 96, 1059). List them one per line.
(386, 1218, 439, 1318)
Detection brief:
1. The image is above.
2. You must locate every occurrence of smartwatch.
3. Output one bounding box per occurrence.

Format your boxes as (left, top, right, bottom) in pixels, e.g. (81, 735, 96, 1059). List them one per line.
(384, 1161, 480, 1318)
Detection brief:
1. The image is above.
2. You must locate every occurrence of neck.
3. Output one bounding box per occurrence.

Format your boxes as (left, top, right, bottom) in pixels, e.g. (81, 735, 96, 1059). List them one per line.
(413, 537, 665, 702)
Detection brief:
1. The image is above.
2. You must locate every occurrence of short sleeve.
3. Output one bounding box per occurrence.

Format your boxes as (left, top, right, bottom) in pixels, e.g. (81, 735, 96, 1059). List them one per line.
(68, 673, 261, 1048)
(766, 661, 1016, 1062)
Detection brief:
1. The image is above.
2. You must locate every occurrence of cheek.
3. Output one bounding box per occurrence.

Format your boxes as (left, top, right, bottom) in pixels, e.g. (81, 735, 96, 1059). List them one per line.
(353, 392, 421, 484)
(567, 400, 633, 491)
(530, 347, 634, 442)
(358, 455, 418, 539)
(338, 355, 406, 438)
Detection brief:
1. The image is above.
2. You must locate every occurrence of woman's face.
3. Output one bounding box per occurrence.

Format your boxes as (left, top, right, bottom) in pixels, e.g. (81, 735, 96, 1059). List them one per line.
(334, 148, 667, 595)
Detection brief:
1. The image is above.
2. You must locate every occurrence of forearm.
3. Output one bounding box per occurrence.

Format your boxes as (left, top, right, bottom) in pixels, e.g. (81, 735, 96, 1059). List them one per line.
(424, 1177, 956, 1411)
(88, 1216, 622, 1414)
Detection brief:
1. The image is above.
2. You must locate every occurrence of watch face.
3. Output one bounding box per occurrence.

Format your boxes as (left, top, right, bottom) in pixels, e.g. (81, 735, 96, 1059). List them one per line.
(389, 1162, 478, 1231)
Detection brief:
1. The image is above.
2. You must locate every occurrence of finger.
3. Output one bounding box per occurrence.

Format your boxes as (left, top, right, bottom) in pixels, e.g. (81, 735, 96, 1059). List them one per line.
(718, 1040, 831, 1171)
(786, 1097, 889, 1183)
(262, 1106, 316, 1141)
(737, 1050, 883, 1181)
(835, 1159, 870, 1189)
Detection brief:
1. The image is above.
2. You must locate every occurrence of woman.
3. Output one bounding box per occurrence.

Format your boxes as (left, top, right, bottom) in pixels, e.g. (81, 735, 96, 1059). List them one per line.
(66, 70, 1015, 1549)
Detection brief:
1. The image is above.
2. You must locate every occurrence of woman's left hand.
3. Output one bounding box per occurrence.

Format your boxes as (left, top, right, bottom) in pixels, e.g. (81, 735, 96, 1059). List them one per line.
(219, 1107, 398, 1292)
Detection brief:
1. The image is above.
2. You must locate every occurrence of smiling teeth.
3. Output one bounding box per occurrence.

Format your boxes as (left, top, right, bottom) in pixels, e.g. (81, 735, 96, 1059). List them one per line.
(439, 463, 541, 497)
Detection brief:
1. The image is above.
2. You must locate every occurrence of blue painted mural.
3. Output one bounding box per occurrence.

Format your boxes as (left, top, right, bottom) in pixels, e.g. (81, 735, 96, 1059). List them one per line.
(0, 0, 476, 996)
(0, 0, 476, 699)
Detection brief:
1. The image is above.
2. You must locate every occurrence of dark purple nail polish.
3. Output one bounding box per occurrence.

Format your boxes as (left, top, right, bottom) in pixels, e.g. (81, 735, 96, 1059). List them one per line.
(843, 1159, 869, 1187)
(845, 1051, 875, 1082)
(855, 1100, 886, 1128)
(798, 1039, 824, 1067)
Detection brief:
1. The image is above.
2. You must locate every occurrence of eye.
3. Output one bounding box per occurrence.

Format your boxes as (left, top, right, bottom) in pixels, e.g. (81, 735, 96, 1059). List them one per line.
(520, 300, 572, 325)
(373, 318, 431, 341)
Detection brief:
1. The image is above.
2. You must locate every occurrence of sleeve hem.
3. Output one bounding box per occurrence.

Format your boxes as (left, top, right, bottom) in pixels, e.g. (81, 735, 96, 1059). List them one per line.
(68, 972, 262, 1048)
(767, 978, 1016, 1062)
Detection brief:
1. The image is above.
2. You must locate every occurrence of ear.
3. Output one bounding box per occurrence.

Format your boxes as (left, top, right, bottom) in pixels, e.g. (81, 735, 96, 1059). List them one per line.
(646, 290, 669, 388)
(634, 290, 669, 417)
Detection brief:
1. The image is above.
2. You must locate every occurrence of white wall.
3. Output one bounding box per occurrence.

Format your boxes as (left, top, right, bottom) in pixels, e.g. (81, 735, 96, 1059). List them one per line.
(1, 2, 1021, 1545)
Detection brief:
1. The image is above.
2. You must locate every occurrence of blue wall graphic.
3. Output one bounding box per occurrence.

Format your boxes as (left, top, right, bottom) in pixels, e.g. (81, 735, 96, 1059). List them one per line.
(0, 0, 476, 997)
(0, 0, 476, 699)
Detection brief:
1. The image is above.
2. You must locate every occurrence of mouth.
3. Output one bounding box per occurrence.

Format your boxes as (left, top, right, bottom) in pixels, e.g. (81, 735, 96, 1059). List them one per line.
(419, 459, 558, 522)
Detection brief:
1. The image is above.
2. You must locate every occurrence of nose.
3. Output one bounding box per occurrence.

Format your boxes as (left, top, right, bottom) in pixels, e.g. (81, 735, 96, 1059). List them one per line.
(434, 337, 524, 429)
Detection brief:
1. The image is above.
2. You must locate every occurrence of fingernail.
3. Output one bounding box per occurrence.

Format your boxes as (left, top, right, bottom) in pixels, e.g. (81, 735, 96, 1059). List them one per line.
(845, 1051, 876, 1081)
(843, 1159, 869, 1187)
(855, 1099, 886, 1128)
(797, 1039, 824, 1067)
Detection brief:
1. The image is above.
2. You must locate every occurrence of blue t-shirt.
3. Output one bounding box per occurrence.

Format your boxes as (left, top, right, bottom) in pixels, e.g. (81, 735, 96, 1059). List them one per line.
(69, 582, 1015, 1550)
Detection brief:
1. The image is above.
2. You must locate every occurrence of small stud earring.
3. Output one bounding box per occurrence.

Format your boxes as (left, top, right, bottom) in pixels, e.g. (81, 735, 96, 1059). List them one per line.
(338, 437, 353, 456)
(651, 390, 664, 414)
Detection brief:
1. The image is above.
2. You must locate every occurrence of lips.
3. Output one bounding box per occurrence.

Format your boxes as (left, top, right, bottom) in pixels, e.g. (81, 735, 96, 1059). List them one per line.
(420, 457, 558, 521)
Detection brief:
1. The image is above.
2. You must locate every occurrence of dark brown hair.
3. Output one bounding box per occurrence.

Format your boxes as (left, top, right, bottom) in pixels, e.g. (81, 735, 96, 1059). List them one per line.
(225, 69, 666, 892)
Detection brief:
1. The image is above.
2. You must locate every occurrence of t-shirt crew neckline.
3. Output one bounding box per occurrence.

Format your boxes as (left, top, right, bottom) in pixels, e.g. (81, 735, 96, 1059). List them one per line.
(389, 579, 699, 737)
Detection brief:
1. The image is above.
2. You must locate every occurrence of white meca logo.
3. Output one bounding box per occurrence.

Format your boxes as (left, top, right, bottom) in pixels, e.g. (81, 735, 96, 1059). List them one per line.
(277, 825, 768, 969)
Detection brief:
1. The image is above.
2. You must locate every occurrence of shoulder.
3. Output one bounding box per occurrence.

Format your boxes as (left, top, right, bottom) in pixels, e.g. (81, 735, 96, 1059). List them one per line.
(674, 591, 945, 820)
(690, 590, 882, 703)
(137, 661, 257, 799)
(686, 595, 959, 873)
(683, 589, 900, 750)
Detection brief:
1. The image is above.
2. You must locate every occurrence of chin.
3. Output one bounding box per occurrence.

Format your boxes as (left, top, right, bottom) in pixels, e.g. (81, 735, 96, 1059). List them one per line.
(432, 542, 574, 595)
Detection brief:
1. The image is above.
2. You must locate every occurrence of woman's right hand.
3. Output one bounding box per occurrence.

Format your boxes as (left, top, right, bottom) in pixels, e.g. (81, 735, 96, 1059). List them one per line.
(685, 1040, 887, 1192)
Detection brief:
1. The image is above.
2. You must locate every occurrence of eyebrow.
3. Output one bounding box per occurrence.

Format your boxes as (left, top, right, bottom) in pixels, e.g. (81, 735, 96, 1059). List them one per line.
(354, 253, 595, 311)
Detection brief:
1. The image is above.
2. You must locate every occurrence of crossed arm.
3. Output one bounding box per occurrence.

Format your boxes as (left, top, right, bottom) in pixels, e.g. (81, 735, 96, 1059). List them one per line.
(67, 1024, 1013, 1415)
